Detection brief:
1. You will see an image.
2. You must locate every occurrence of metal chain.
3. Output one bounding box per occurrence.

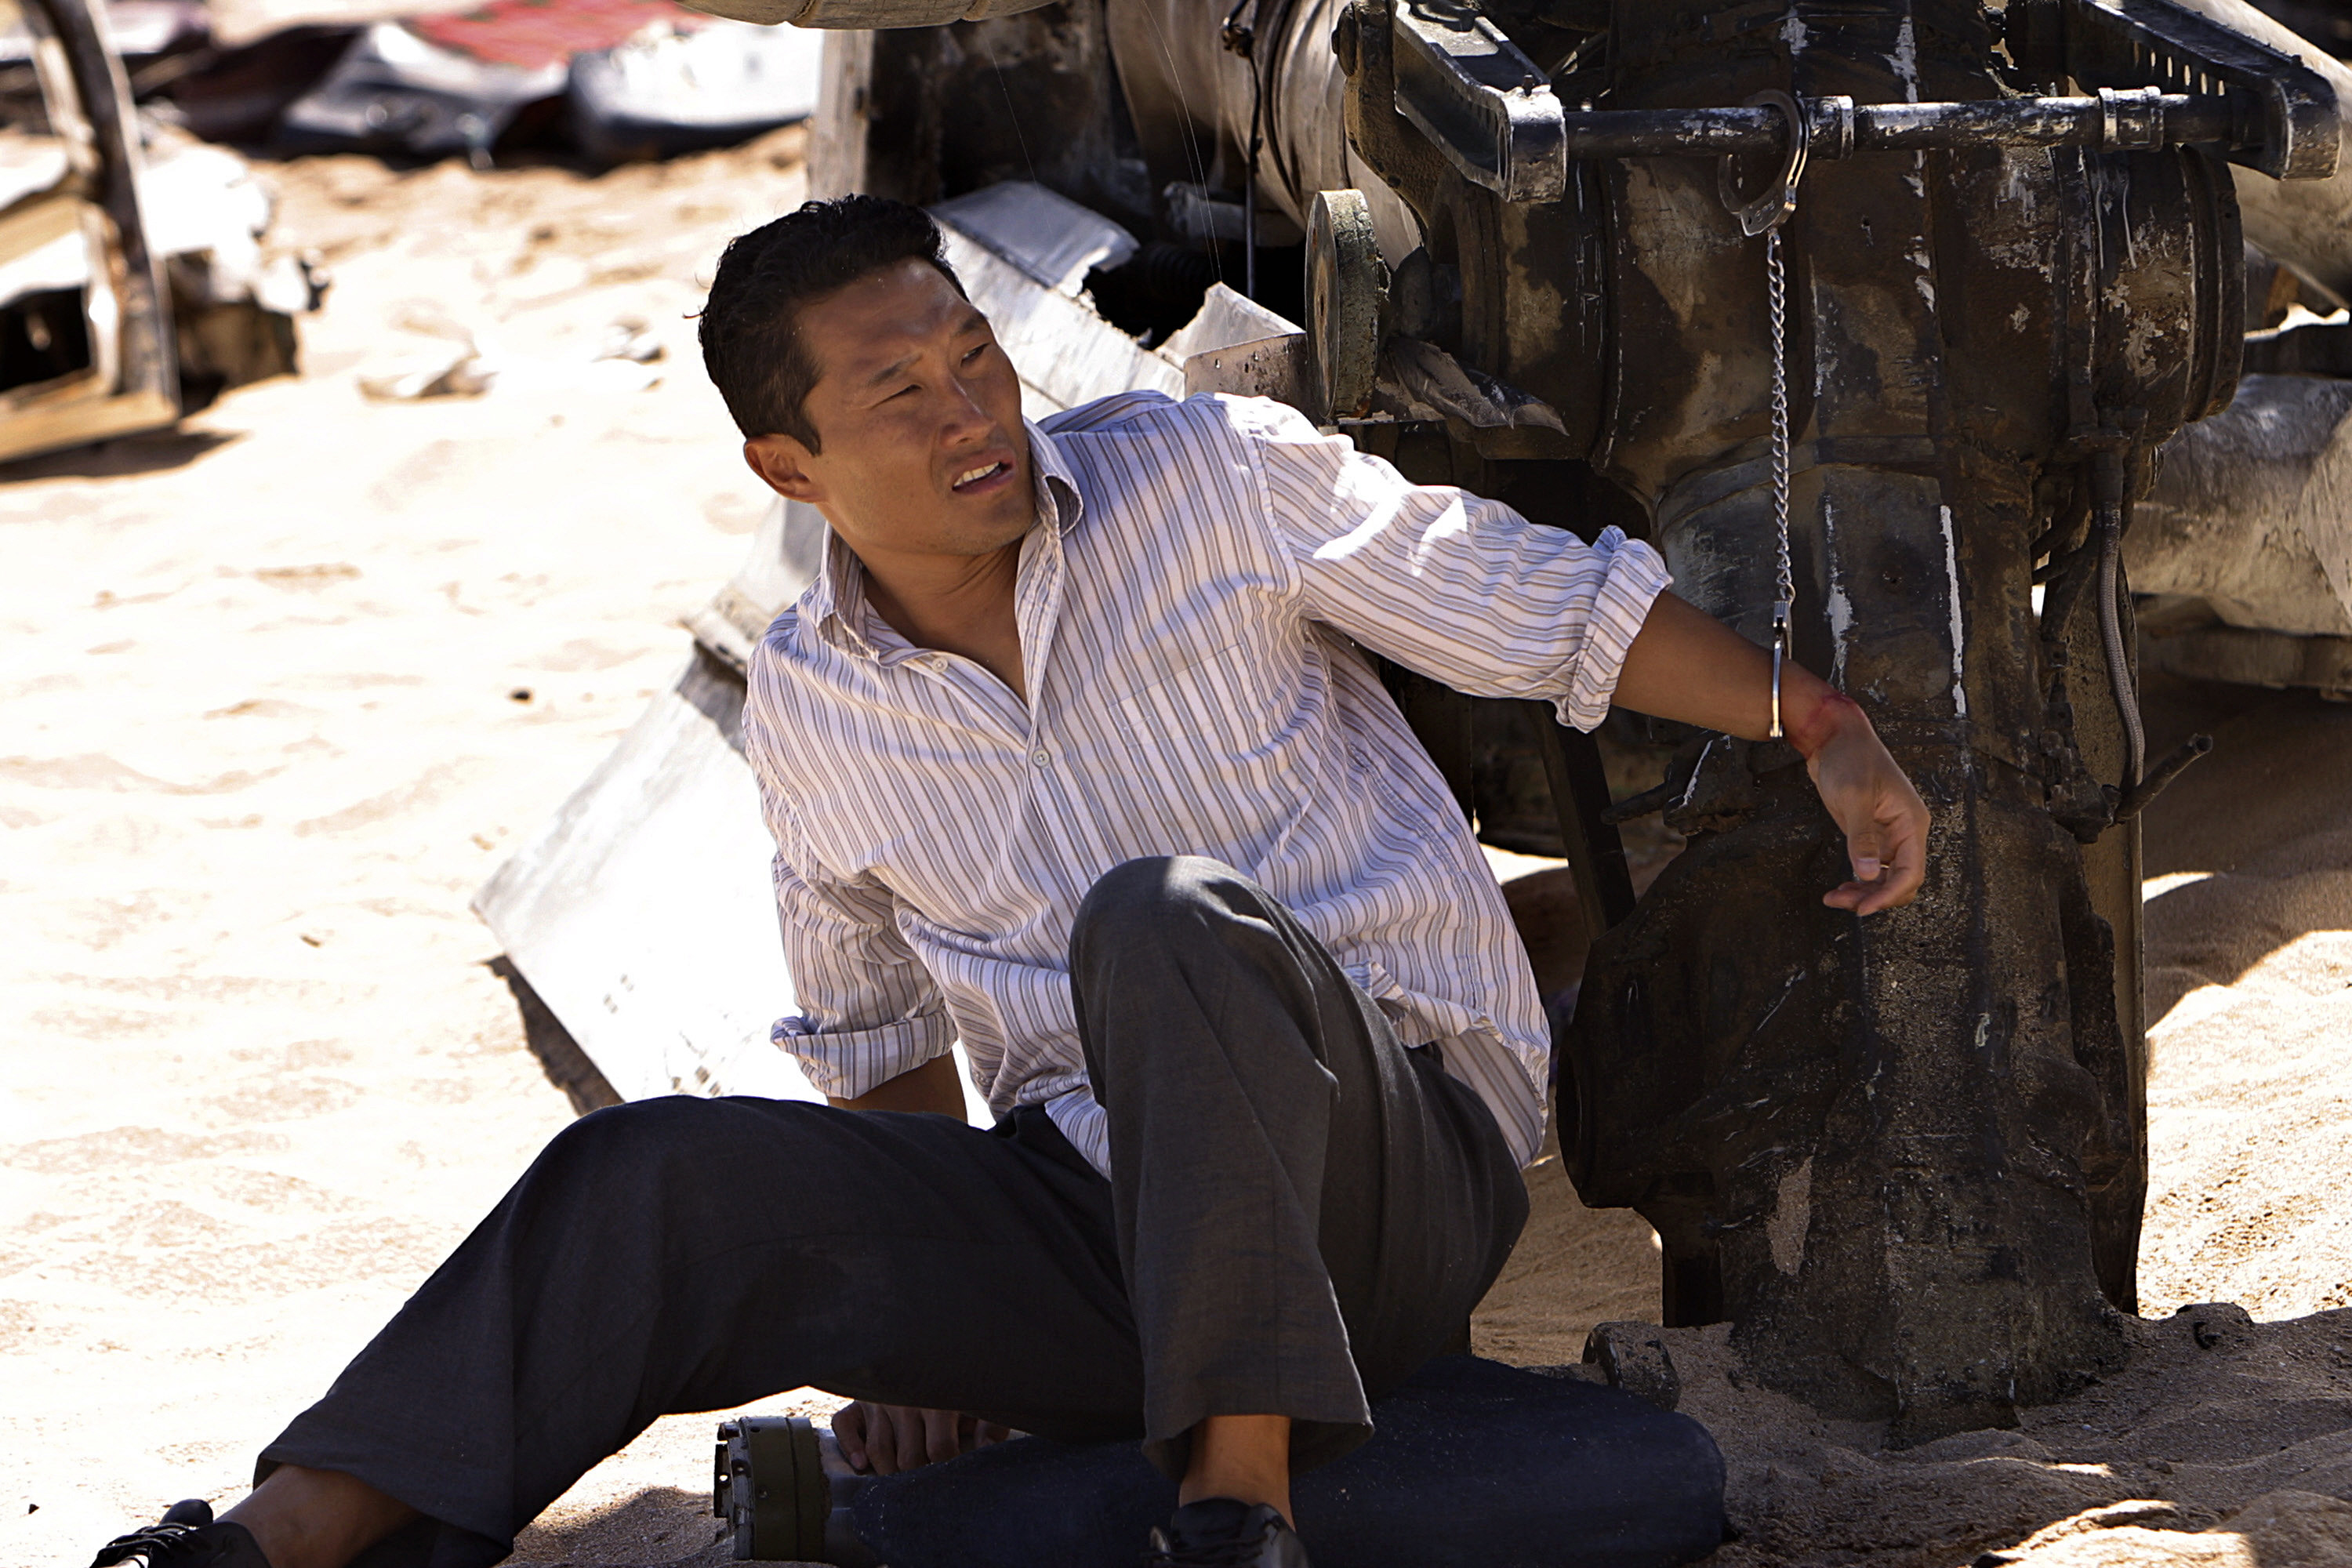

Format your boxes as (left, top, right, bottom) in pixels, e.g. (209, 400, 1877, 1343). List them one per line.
(1766, 225, 1794, 739)
(1719, 89, 1804, 738)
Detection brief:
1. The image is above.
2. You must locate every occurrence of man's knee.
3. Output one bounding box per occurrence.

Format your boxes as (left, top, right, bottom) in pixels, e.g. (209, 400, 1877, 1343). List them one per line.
(532, 1097, 699, 1188)
(1071, 855, 1266, 964)
(532, 1096, 821, 1197)
(1073, 857, 1327, 1095)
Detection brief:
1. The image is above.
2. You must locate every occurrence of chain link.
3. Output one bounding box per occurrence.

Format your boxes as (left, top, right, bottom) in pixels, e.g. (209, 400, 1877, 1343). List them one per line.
(1766, 225, 1794, 739)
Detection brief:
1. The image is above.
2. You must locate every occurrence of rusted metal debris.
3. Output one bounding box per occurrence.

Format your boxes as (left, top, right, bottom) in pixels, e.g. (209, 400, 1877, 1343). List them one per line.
(0, 0, 177, 463)
(503, 0, 2352, 1449)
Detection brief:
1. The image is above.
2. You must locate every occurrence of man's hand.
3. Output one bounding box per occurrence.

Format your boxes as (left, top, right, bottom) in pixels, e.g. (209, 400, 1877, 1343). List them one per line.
(833, 1403, 1011, 1475)
(1615, 592, 1929, 913)
(1790, 691, 1929, 914)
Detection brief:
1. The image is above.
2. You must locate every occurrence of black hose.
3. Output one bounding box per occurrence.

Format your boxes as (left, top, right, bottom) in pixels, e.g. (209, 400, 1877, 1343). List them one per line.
(2089, 446, 2146, 793)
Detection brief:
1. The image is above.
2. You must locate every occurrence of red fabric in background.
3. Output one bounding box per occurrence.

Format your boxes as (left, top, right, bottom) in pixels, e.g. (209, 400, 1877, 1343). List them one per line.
(407, 0, 706, 70)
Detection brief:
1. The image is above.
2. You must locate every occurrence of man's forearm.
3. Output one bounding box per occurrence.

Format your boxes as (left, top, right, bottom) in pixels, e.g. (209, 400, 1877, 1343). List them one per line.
(828, 1050, 968, 1116)
(1610, 590, 1852, 753)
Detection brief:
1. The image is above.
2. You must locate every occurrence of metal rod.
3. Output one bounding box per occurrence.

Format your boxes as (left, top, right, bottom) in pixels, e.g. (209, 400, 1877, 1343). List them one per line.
(1530, 702, 1638, 939)
(1227, 0, 1264, 300)
(1555, 93, 2246, 160)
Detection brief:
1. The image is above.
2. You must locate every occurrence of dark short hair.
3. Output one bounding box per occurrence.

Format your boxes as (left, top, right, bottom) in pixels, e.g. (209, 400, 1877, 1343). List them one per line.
(698, 195, 965, 451)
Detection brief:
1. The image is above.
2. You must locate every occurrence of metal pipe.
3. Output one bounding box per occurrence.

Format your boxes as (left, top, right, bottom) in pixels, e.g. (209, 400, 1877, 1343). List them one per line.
(2168, 0, 2352, 303)
(1555, 93, 2248, 162)
(2117, 733, 2212, 820)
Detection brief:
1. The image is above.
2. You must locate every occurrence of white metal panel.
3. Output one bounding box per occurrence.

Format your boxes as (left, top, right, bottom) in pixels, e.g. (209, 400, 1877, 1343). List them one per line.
(474, 654, 818, 1103)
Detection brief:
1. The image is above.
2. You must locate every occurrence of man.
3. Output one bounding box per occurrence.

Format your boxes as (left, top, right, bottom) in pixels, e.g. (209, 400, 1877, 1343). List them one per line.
(93, 195, 1926, 1568)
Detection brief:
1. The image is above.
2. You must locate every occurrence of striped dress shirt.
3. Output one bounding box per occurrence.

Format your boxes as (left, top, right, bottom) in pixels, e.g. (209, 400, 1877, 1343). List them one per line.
(742, 390, 1670, 1174)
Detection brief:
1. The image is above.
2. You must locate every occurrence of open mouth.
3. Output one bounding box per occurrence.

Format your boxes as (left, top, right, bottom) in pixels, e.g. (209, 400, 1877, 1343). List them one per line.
(951, 459, 1010, 492)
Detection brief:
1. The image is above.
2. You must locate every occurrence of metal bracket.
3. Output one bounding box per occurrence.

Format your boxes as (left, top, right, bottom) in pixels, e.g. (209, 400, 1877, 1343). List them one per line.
(1555, 93, 2249, 160)
(1808, 94, 1857, 160)
(1376, 0, 2335, 198)
(2098, 84, 2166, 150)
(2061, 0, 2340, 180)
(1390, 0, 1565, 203)
(1182, 332, 1323, 416)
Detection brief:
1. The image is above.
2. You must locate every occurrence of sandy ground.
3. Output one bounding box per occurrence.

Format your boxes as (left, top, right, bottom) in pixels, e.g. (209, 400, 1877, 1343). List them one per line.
(2, 136, 2348, 1568)
(0, 132, 826, 1568)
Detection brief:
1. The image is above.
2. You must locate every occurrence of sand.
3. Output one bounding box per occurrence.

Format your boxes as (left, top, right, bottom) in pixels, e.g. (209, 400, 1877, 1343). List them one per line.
(3, 136, 2348, 1568)
(0, 132, 826, 1568)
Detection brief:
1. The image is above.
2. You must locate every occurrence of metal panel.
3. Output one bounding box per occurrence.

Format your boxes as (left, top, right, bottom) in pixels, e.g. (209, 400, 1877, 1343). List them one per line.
(473, 651, 819, 1105)
(930, 180, 1138, 296)
(937, 223, 1184, 412)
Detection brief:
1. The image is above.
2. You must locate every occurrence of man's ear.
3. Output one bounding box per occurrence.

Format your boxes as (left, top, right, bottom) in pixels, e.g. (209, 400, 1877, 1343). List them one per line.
(745, 434, 823, 503)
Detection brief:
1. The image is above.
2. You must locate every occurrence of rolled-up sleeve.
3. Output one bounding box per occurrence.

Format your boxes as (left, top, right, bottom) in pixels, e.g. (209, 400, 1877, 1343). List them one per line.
(1242, 399, 1671, 730)
(744, 670, 952, 1101)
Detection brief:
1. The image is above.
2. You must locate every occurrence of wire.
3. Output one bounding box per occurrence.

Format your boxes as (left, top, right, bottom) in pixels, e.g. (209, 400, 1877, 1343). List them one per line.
(1142, 0, 1223, 286)
(976, 30, 1040, 191)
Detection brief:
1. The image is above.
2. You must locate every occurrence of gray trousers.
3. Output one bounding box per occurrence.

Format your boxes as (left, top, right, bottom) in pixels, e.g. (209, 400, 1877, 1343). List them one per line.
(263, 857, 1528, 1568)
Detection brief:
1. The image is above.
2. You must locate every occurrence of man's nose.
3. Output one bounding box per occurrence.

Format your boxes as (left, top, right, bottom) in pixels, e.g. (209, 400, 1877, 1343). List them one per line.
(942, 368, 994, 439)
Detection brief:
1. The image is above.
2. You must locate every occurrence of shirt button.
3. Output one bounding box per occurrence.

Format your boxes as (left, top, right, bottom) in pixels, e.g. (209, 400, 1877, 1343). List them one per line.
(1031, 748, 1051, 767)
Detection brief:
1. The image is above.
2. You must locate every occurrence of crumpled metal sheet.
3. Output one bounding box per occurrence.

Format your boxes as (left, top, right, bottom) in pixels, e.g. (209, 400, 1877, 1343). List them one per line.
(569, 17, 823, 162)
(470, 649, 822, 1105)
(277, 20, 567, 161)
(1381, 336, 1567, 434)
(931, 180, 1138, 297)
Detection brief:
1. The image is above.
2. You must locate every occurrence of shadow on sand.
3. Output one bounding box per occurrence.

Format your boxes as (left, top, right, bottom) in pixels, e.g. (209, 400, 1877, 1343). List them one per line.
(488, 955, 622, 1116)
(506, 1484, 744, 1567)
(2138, 670, 2352, 1024)
(0, 428, 240, 483)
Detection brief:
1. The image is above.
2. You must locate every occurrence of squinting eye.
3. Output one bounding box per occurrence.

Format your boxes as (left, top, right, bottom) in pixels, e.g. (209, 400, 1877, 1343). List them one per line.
(963, 344, 988, 364)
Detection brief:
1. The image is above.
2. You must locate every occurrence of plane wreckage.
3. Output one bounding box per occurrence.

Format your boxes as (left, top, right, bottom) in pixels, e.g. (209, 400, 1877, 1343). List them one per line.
(479, 0, 2352, 1445)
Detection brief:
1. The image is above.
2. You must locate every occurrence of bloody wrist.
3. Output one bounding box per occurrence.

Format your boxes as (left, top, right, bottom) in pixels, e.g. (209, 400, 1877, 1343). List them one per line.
(1788, 688, 1864, 760)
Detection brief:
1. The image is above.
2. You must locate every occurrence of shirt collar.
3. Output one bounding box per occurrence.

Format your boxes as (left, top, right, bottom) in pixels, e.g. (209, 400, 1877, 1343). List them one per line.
(805, 417, 1083, 660)
(1026, 416, 1083, 536)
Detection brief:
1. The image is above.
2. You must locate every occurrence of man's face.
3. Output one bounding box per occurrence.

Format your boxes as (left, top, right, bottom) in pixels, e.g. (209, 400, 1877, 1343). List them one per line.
(743, 258, 1032, 568)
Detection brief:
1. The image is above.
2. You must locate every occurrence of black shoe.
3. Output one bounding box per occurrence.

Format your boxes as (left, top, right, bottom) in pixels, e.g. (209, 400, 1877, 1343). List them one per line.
(1144, 1498, 1312, 1567)
(89, 1501, 270, 1568)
